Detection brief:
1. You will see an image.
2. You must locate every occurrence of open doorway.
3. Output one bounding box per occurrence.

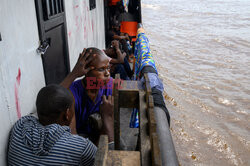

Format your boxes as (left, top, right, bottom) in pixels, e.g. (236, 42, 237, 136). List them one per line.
(104, 0, 142, 48)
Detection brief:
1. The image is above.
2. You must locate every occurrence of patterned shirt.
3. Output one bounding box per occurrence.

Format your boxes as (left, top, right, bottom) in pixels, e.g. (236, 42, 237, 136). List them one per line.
(8, 116, 97, 166)
(134, 32, 158, 79)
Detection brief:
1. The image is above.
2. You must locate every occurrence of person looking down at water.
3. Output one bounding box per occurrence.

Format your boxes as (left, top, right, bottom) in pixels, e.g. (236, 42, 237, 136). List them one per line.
(7, 84, 99, 166)
(60, 48, 114, 145)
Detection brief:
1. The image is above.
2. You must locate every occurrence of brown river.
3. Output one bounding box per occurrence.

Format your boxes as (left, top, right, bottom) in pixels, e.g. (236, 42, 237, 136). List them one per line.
(141, 0, 250, 165)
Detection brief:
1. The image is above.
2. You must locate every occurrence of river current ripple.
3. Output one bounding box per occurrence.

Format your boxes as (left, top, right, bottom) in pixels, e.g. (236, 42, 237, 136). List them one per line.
(142, 0, 250, 165)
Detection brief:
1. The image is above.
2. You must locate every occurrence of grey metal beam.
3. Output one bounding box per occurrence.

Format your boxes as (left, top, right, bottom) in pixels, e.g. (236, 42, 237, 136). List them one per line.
(154, 107, 179, 166)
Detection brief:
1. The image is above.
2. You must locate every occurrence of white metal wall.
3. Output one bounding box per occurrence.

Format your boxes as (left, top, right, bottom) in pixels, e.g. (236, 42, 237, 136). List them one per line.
(0, 0, 45, 164)
(0, 0, 105, 165)
(65, 0, 106, 70)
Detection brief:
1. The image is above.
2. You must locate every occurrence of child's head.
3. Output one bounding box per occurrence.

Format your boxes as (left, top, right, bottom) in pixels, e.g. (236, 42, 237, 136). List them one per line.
(85, 47, 111, 83)
(36, 84, 74, 126)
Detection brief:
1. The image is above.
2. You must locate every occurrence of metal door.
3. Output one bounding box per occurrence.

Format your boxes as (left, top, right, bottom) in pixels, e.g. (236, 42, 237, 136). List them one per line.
(35, 0, 70, 85)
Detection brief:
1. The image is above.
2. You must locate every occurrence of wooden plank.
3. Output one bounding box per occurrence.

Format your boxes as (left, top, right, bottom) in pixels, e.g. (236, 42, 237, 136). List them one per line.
(148, 108, 157, 135)
(114, 74, 120, 150)
(148, 94, 154, 109)
(144, 74, 152, 105)
(151, 133, 162, 166)
(148, 95, 156, 134)
(118, 80, 141, 108)
(94, 135, 108, 166)
(119, 80, 143, 91)
(147, 96, 162, 166)
(148, 108, 162, 166)
(139, 91, 151, 166)
(144, 73, 151, 92)
(119, 91, 139, 108)
(106, 150, 140, 166)
(144, 73, 150, 82)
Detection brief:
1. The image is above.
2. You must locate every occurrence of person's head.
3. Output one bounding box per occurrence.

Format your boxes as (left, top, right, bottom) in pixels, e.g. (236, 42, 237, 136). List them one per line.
(112, 20, 120, 32)
(85, 47, 111, 83)
(36, 84, 74, 126)
(104, 47, 116, 59)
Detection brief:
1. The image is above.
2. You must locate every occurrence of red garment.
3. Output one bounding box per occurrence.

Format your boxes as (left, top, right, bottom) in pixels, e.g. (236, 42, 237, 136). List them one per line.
(109, 0, 121, 6)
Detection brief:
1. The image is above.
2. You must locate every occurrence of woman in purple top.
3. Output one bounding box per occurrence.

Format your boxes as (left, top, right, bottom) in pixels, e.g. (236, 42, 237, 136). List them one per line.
(61, 48, 114, 144)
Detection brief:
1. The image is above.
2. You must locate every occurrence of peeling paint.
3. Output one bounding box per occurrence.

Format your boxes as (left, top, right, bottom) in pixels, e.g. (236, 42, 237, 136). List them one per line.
(92, 19, 94, 32)
(16, 68, 21, 85)
(14, 68, 21, 119)
(65, 0, 105, 69)
(0, 0, 51, 164)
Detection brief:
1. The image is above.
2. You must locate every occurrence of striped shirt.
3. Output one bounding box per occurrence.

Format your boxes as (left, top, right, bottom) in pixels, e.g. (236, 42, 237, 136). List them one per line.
(8, 116, 97, 166)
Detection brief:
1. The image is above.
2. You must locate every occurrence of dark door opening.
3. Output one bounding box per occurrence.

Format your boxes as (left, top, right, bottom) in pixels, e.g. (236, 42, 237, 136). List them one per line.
(35, 0, 70, 85)
(103, 0, 142, 48)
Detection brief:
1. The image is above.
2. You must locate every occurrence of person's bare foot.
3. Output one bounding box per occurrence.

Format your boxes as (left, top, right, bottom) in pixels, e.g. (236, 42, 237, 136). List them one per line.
(137, 23, 145, 35)
(128, 54, 134, 63)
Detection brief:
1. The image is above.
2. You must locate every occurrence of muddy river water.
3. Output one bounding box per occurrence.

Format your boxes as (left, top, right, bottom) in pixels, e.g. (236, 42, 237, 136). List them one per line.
(141, 0, 250, 165)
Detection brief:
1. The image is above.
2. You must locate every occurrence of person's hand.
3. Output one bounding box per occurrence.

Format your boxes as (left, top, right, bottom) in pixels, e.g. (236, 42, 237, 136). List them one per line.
(116, 51, 126, 64)
(111, 40, 119, 49)
(121, 52, 126, 59)
(60, 49, 95, 88)
(100, 95, 114, 142)
(125, 33, 130, 41)
(71, 48, 95, 78)
(100, 95, 114, 119)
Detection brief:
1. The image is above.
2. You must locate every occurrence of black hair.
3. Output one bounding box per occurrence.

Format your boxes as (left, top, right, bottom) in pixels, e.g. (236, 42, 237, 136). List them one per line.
(85, 47, 106, 68)
(36, 84, 73, 126)
(86, 47, 104, 56)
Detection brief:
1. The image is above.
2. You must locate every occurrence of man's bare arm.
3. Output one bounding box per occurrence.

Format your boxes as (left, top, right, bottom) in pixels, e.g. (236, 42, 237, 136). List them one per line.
(60, 49, 95, 88)
(100, 95, 114, 142)
(109, 40, 125, 64)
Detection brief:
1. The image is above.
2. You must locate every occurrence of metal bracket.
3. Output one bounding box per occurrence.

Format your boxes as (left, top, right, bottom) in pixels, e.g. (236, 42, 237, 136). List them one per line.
(37, 38, 50, 55)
